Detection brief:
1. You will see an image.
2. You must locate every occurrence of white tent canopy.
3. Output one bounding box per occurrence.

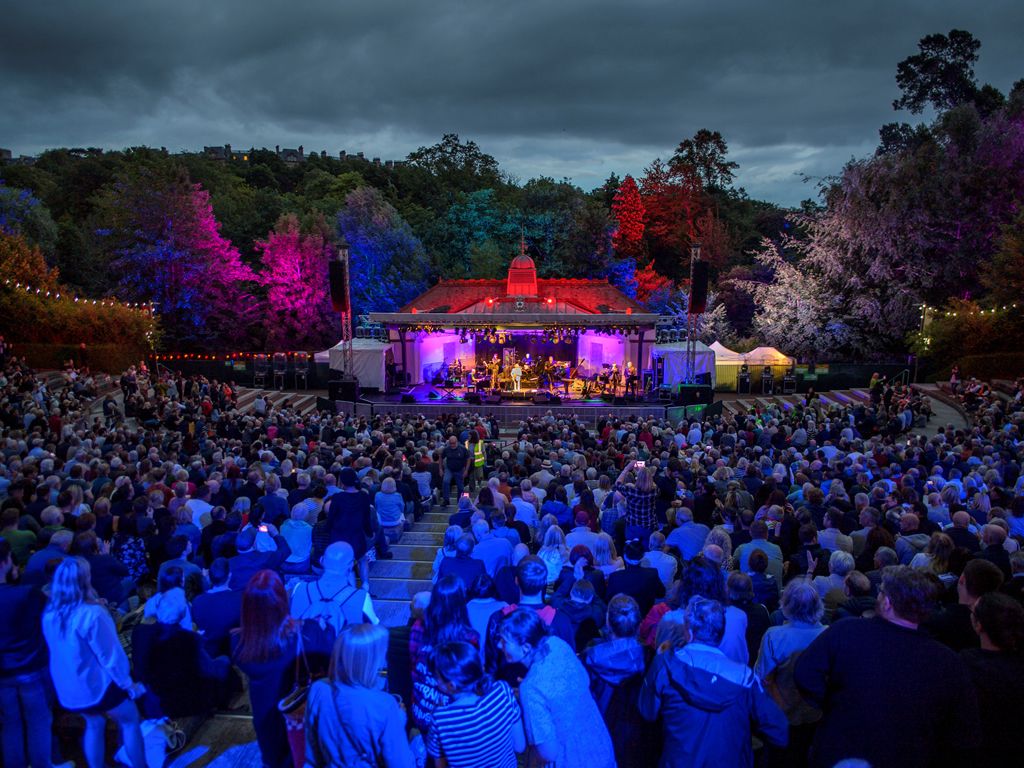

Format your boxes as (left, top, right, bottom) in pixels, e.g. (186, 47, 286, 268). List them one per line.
(746, 346, 796, 367)
(651, 341, 716, 387)
(708, 340, 744, 363)
(320, 338, 394, 390)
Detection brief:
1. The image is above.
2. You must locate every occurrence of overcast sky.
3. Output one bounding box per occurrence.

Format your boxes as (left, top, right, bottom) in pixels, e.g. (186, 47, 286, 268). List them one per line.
(1, 1, 1021, 206)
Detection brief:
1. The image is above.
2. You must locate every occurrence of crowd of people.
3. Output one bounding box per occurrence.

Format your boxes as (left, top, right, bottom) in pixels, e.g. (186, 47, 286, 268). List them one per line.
(1, 351, 1023, 768)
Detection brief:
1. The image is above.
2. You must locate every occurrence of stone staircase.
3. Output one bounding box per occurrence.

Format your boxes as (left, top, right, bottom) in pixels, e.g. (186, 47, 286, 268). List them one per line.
(369, 509, 447, 627)
(232, 386, 322, 416)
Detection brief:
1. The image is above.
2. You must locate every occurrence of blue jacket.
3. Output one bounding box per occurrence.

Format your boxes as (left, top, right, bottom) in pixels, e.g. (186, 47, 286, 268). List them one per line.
(639, 643, 787, 768)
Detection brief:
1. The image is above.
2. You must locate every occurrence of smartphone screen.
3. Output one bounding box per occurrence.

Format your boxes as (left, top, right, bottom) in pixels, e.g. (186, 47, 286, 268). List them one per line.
(636, 460, 645, 468)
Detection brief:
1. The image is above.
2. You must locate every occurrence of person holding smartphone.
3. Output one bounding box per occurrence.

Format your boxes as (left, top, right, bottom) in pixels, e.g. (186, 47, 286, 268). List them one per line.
(614, 460, 659, 546)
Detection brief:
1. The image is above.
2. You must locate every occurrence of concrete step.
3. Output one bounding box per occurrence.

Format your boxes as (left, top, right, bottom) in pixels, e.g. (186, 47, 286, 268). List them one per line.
(369, 577, 434, 601)
(386, 543, 439, 562)
(421, 512, 451, 524)
(723, 401, 740, 415)
(396, 531, 446, 546)
(369, 560, 434, 580)
(410, 522, 449, 534)
(374, 599, 411, 627)
(849, 389, 871, 403)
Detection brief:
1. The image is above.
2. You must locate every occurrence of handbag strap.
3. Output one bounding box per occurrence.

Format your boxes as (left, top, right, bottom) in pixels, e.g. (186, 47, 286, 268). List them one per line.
(293, 624, 311, 685)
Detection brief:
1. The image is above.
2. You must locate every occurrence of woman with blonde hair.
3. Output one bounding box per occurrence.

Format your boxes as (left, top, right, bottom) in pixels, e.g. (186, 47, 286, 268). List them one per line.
(593, 532, 624, 578)
(538, 525, 569, 584)
(305, 624, 414, 767)
(910, 532, 956, 584)
(42, 558, 147, 768)
(704, 525, 734, 569)
(614, 460, 658, 543)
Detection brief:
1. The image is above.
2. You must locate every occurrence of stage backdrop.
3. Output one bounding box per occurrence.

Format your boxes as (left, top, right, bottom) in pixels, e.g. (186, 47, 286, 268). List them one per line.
(651, 342, 717, 387)
(322, 338, 394, 389)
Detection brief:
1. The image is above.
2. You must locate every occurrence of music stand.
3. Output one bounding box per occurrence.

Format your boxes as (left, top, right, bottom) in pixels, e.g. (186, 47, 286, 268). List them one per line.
(293, 352, 310, 389)
(272, 353, 288, 390)
(253, 354, 270, 388)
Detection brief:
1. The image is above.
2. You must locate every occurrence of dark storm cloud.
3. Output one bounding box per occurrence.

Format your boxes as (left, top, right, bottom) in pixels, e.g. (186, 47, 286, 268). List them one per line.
(1, 0, 1021, 205)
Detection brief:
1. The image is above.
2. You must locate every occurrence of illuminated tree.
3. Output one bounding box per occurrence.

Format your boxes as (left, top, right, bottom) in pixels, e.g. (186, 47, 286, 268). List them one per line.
(611, 175, 645, 258)
(257, 213, 340, 350)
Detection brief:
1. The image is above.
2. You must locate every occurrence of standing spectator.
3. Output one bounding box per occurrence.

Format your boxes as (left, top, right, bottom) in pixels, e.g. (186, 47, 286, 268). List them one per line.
(643, 531, 679, 587)
(191, 557, 242, 657)
(795, 566, 981, 768)
(410, 575, 480, 735)
(41, 558, 147, 768)
(961, 592, 1024, 766)
(304, 624, 414, 768)
(232, 570, 313, 768)
(754, 579, 826, 766)
(615, 461, 659, 543)
(584, 595, 653, 768)
(440, 436, 470, 507)
(1, 540, 71, 768)
(326, 468, 376, 588)
(639, 596, 788, 768)
(497, 608, 615, 768)
(426, 640, 525, 768)
(471, 518, 513, 577)
(728, 572, 771, 663)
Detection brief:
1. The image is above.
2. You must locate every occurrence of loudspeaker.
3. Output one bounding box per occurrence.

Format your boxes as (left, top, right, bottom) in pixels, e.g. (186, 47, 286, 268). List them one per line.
(676, 384, 713, 406)
(401, 394, 415, 404)
(328, 260, 349, 314)
(328, 378, 359, 401)
(483, 393, 502, 405)
(689, 260, 709, 314)
(532, 393, 550, 404)
(613, 396, 627, 406)
(601, 393, 615, 403)
(465, 393, 482, 405)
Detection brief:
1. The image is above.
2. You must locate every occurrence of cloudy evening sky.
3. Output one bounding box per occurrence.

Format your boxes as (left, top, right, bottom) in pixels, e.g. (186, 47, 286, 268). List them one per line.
(1, 0, 1022, 206)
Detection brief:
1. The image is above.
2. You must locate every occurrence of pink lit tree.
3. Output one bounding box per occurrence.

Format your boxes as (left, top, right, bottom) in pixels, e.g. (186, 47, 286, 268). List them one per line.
(257, 213, 340, 351)
(100, 164, 260, 349)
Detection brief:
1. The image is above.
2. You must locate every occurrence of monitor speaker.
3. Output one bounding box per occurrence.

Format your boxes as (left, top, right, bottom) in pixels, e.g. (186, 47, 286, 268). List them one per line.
(328, 378, 359, 401)
(675, 384, 713, 406)
(483, 393, 502, 405)
(465, 393, 482, 405)
(401, 394, 415, 404)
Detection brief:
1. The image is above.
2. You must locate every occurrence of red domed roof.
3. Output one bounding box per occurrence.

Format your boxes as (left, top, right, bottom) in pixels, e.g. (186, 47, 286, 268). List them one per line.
(510, 253, 535, 269)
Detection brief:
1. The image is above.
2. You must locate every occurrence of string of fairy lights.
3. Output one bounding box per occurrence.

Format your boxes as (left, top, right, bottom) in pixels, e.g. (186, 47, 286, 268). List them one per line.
(920, 302, 1019, 320)
(1, 278, 154, 313)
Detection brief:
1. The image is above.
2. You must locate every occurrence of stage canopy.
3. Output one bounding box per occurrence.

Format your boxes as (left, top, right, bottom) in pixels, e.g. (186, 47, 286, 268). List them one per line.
(708, 340, 744, 363)
(322, 338, 394, 390)
(651, 342, 716, 387)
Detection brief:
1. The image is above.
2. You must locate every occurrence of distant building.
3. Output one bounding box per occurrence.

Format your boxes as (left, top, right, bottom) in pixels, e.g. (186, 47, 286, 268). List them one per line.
(203, 144, 251, 162)
(278, 145, 305, 164)
(0, 148, 12, 163)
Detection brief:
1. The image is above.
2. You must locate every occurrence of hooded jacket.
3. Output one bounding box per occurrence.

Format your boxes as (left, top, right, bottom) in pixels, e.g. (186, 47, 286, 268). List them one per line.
(639, 643, 787, 768)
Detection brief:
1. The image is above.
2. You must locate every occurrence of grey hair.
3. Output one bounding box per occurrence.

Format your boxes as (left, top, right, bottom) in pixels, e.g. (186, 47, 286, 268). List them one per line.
(829, 550, 856, 576)
(781, 578, 824, 624)
(684, 596, 726, 645)
(874, 546, 899, 567)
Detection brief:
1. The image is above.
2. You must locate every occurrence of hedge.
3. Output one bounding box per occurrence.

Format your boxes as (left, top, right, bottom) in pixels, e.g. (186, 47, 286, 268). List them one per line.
(13, 343, 146, 374)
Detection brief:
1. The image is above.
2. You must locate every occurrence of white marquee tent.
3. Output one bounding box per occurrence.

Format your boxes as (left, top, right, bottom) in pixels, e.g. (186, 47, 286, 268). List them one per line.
(651, 341, 716, 387)
(318, 338, 394, 390)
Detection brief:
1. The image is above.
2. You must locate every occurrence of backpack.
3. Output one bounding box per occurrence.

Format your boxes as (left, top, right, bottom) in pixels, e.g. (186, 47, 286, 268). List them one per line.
(295, 581, 363, 656)
(763, 650, 821, 726)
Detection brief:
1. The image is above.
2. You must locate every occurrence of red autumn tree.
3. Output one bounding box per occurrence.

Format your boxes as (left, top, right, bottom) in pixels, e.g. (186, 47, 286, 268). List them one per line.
(611, 175, 645, 259)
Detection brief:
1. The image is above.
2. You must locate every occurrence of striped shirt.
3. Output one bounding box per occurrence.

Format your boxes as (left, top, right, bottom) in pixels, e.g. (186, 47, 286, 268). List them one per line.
(425, 680, 521, 768)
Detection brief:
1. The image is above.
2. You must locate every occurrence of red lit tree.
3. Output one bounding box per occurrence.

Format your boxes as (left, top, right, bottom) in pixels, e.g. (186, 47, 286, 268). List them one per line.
(611, 175, 645, 259)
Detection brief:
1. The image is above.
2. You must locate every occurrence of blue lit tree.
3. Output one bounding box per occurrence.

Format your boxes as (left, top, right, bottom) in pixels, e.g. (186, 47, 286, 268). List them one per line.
(337, 187, 431, 318)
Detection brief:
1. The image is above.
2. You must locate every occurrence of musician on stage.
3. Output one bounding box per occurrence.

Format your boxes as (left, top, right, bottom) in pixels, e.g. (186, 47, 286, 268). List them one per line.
(488, 354, 501, 390)
(610, 363, 622, 395)
(510, 360, 523, 391)
(625, 361, 639, 396)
